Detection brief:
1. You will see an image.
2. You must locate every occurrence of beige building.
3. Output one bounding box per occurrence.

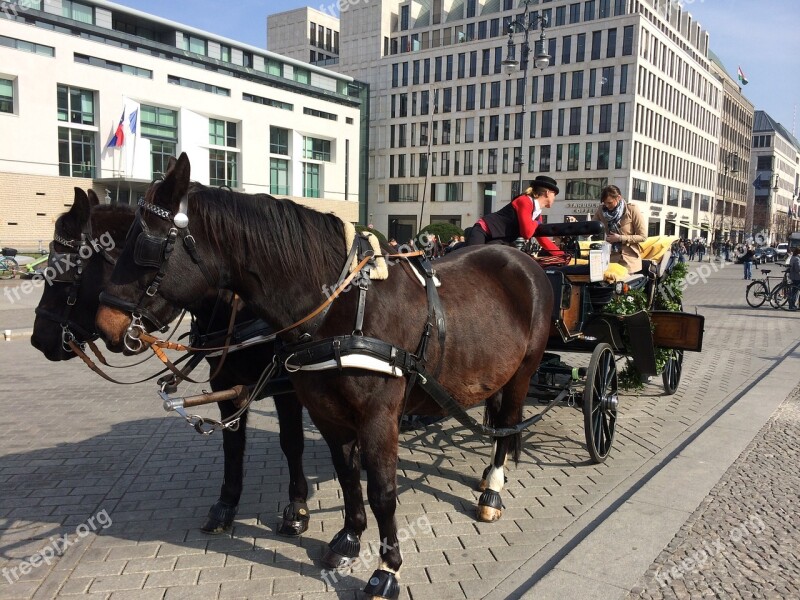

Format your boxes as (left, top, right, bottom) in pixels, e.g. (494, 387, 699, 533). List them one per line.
(748, 111, 800, 244)
(270, 0, 725, 243)
(267, 7, 341, 68)
(0, 0, 364, 248)
(708, 51, 754, 243)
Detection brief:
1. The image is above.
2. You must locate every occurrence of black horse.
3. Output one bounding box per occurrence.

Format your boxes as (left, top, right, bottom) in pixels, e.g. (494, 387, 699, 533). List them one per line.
(96, 153, 553, 599)
(31, 187, 310, 537)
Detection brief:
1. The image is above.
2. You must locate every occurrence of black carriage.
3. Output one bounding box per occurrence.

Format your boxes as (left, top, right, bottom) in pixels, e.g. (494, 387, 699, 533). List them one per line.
(525, 221, 704, 463)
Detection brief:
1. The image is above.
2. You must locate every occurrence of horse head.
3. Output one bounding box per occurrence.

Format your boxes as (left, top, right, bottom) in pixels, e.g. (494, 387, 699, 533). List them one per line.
(31, 187, 106, 360)
(96, 153, 224, 350)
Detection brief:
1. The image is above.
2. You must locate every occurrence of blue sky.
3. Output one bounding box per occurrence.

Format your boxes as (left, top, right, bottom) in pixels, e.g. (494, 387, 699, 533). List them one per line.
(121, 0, 800, 136)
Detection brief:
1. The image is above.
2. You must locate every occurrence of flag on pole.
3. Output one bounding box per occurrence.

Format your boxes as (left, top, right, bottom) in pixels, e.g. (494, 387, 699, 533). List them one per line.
(752, 175, 763, 190)
(737, 66, 748, 85)
(106, 110, 125, 148)
(128, 107, 138, 135)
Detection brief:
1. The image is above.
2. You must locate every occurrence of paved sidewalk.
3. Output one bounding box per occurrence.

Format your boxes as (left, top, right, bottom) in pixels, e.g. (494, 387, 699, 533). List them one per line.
(628, 384, 800, 599)
(0, 259, 798, 599)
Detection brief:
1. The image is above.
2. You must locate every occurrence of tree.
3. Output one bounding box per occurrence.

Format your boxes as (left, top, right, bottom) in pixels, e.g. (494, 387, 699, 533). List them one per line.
(418, 222, 464, 244)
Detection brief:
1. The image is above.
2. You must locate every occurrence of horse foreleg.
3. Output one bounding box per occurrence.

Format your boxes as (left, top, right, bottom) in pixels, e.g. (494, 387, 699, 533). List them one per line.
(359, 417, 402, 600)
(274, 394, 310, 537)
(320, 436, 367, 572)
(476, 439, 509, 522)
(201, 400, 247, 534)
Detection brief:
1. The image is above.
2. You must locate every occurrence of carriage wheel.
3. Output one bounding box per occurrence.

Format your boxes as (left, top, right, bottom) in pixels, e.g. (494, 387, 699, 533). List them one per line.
(661, 349, 684, 395)
(745, 281, 767, 307)
(583, 343, 618, 463)
(0, 257, 17, 280)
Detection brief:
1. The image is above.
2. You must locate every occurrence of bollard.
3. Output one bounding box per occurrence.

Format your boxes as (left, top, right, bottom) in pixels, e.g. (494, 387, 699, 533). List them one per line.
(4, 329, 11, 341)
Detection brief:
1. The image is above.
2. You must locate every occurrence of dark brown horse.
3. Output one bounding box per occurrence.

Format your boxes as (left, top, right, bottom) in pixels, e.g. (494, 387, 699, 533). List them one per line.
(96, 153, 553, 599)
(31, 187, 310, 538)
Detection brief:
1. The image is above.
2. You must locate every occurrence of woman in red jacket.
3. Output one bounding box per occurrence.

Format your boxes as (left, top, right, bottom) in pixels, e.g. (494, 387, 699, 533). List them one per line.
(466, 175, 563, 254)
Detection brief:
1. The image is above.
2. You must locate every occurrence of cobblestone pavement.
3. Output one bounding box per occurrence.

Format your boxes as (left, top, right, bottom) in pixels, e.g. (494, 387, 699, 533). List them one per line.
(0, 260, 798, 599)
(627, 383, 800, 600)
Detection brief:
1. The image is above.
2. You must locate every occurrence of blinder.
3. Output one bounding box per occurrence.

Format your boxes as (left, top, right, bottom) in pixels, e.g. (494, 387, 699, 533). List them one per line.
(47, 241, 83, 284)
(134, 216, 176, 270)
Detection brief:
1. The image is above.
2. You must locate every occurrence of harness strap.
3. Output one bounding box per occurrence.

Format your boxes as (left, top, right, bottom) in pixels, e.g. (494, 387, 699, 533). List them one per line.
(66, 339, 190, 385)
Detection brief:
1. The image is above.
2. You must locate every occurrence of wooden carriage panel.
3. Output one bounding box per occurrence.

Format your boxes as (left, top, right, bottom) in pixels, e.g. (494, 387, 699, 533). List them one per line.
(651, 311, 705, 352)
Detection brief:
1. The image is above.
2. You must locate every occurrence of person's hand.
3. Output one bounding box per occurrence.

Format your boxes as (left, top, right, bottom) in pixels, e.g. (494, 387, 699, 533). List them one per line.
(607, 234, 622, 243)
(565, 216, 577, 223)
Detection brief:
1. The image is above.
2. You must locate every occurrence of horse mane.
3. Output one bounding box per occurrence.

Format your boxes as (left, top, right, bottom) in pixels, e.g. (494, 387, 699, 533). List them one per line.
(90, 204, 135, 242)
(187, 184, 347, 292)
(55, 202, 134, 242)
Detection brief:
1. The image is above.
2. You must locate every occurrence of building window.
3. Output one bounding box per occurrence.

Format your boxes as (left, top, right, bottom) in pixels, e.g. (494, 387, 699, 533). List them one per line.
(597, 141, 610, 169)
(150, 141, 177, 179)
(270, 126, 289, 155)
(303, 137, 331, 161)
(140, 105, 177, 141)
(601, 66, 614, 96)
(209, 119, 236, 148)
(568, 143, 580, 171)
(168, 75, 229, 96)
(62, 0, 93, 24)
(303, 163, 321, 197)
(598, 104, 612, 133)
(585, 142, 593, 169)
(58, 127, 95, 178)
(310, 22, 316, 45)
(632, 178, 648, 201)
(569, 107, 581, 135)
(182, 34, 207, 55)
(606, 28, 617, 58)
(487, 148, 497, 174)
(539, 145, 551, 172)
(57, 84, 95, 125)
(615, 140, 624, 169)
(209, 149, 237, 188)
(576, 33, 586, 62)
(622, 25, 634, 55)
(294, 67, 310, 84)
(651, 183, 664, 204)
(0, 78, 13, 114)
(270, 158, 289, 195)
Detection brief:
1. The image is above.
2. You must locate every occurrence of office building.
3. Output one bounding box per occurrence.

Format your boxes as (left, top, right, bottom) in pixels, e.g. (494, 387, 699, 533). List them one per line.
(748, 110, 800, 244)
(0, 0, 364, 247)
(278, 0, 724, 244)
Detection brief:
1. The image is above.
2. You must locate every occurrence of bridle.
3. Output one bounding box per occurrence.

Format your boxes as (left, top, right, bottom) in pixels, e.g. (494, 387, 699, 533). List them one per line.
(34, 228, 116, 353)
(99, 189, 216, 352)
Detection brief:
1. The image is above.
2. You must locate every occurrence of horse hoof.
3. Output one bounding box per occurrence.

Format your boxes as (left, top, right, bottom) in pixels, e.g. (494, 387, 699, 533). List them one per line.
(277, 501, 309, 537)
(363, 569, 400, 600)
(200, 500, 237, 535)
(321, 528, 360, 570)
(476, 490, 504, 522)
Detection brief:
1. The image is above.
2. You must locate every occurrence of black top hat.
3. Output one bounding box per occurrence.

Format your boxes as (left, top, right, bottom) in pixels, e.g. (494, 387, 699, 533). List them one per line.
(530, 175, 560, 195)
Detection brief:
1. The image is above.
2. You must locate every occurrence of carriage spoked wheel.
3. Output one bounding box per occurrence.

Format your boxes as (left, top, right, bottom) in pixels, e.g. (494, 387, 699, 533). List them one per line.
(661, 349, 684, 395)
(0, 257, 17, 280)
(583, 343, 618, 463)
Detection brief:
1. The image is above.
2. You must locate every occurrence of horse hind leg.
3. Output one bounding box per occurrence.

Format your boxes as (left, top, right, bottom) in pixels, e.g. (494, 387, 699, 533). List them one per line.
(475, 379, 527, 523)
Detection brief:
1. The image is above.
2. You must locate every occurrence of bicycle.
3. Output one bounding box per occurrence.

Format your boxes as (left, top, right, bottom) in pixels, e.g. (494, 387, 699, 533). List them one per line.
(0, 247, 19, 280)
(769, 275, 800, 310)
(745, 268, 788, 308)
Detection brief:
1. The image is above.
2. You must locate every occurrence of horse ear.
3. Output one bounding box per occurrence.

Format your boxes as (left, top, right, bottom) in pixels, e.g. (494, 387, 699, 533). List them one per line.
(155, 153, 191, 211)
(86, 189, 100, 207)
(69, 187, 92, 225)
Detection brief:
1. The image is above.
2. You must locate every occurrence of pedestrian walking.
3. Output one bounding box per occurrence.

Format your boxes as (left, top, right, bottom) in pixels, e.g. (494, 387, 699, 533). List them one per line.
(742, 245, 754, 280)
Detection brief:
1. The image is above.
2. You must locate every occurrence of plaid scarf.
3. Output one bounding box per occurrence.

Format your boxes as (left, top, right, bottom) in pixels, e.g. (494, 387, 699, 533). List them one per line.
(602, 198, 626, 252)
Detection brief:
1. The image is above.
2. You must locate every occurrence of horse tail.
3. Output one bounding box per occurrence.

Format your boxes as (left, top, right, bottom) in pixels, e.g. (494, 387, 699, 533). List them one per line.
(483, 394, 523, 465)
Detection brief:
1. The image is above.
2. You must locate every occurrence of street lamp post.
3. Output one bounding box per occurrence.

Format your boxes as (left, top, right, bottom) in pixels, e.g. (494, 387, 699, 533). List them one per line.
(768, 173, 779, 244)
(501, 0, 550, 197)
(720, 151, 739, 242)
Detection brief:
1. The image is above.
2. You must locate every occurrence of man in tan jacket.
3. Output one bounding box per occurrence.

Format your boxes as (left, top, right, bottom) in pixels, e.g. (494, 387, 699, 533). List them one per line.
(593, 185, 647, 273)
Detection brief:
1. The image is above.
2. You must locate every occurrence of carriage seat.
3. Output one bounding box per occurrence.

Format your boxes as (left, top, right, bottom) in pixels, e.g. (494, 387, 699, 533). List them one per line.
(622, 273, 648, 291)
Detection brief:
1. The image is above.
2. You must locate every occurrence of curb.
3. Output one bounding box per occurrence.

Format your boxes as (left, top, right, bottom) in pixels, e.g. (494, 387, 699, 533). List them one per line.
(3, 327, 33, 341)
(485, 337, 800, 599)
